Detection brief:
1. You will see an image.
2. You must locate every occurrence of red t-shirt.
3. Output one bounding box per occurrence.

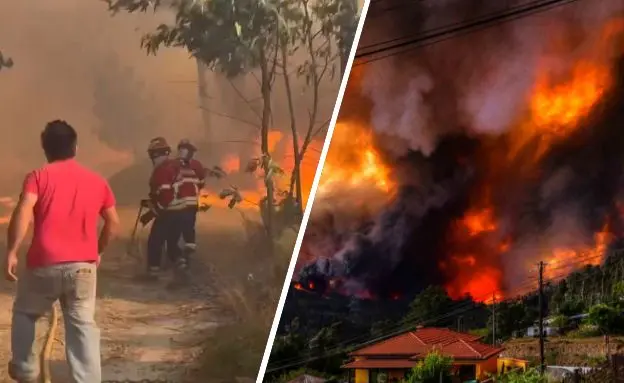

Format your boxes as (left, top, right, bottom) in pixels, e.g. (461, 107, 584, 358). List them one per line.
(22, 159, 116, 269)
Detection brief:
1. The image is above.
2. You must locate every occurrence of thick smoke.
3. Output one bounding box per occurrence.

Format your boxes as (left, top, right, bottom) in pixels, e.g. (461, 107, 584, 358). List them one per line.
(0, 0, 335, 201)
(298, 0, 624, 300)
(360, 0, 624, 154)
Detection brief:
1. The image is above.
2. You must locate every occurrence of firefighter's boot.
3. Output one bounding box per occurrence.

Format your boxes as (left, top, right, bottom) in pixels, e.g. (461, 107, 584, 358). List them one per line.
(142, 266, 161, 282)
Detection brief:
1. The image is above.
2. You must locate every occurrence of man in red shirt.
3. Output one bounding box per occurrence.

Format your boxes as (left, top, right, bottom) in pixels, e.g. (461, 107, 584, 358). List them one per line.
(3, 120, 119, 383)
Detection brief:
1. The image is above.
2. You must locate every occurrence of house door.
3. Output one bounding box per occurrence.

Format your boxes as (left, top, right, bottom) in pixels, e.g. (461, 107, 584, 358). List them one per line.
(457, 364, 476, 381)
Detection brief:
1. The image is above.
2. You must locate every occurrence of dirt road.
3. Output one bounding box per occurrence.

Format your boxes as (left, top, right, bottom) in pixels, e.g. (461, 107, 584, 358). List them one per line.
(0, 206, 253, 383)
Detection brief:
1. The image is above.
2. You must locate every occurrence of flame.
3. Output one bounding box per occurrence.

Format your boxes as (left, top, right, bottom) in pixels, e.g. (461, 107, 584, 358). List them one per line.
(442, 20, 624, 302)
(460, 208, 497, 237)
(208, 129, 323, 210)
(318, 121, 393, 195)
(543, 222, 613, 281)
(444, 202, 506, 303)
(221, 154, 240, 174)
(508, 21, 620, 164)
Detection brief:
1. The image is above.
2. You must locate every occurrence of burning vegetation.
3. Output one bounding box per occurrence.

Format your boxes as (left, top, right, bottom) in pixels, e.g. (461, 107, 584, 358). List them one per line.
(294, 2, 624, 303)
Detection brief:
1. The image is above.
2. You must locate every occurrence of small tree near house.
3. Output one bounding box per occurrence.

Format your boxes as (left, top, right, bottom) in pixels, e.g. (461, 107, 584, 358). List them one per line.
(402, 351, 453, 383)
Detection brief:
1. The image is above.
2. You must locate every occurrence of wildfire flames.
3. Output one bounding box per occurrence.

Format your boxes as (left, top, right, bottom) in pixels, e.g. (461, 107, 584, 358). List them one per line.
(294, 7, 624, 303)
(317, 121, 393, 196)
(201, 130, 324, 209)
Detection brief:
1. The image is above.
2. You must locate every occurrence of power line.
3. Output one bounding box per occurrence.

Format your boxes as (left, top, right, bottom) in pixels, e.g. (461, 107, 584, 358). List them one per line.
(357, 0, 577, 55)
(267, 254, 595, 369)
(354, 0, 580, 66)
(538, 260, 546, 375)
(266, 272, 551, 372)
(266, 247, 624, 373)
(359, 0, 535, 52)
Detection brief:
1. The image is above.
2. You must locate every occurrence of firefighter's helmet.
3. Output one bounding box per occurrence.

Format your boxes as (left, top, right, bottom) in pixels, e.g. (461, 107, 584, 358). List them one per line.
(177, 139, 197, 152)
(147, 137, 171, 159)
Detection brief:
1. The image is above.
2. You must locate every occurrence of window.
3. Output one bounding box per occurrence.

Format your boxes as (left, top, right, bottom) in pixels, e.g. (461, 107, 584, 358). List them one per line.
(457, 364, 477, 381)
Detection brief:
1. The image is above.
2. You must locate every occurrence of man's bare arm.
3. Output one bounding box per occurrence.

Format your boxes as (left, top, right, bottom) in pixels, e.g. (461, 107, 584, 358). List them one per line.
(98, 206, 120, 255)
(7, 192, 37, 254)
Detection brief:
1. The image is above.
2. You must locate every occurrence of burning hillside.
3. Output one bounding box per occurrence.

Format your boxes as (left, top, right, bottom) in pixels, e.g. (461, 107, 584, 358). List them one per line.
(294, 1, 624, 303)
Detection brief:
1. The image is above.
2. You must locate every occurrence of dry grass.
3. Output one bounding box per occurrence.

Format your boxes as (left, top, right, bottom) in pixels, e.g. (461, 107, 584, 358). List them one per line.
(189, 214, 297, 382)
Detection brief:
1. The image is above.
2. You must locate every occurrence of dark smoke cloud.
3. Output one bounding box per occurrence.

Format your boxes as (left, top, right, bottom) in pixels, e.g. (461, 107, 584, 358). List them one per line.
(298, 1, 624, 299)
(358, 0, 624, 156)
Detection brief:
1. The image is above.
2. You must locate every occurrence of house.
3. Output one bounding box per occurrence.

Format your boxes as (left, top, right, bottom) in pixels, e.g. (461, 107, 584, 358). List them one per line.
(526, 324, 559, 337)
(526, 317, 565, 338)
(342, 327, 506, 383)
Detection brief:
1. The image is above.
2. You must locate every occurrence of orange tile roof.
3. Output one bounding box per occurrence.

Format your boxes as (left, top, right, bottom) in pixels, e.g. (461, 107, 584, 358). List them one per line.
(347, 327, 503, 362)
(343, 359, 418, 369)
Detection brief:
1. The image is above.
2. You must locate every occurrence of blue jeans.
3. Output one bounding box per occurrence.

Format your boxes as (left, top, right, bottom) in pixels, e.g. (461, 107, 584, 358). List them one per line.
(9, 262, 100, 383)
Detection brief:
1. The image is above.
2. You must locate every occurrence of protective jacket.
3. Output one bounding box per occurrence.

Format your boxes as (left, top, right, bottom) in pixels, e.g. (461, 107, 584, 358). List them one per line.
(149, 158, 205, 211)
(173, 158, 206, 208)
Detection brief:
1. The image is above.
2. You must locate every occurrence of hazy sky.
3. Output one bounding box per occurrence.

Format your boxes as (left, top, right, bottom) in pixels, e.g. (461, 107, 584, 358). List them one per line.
(0, 0, 205, 185)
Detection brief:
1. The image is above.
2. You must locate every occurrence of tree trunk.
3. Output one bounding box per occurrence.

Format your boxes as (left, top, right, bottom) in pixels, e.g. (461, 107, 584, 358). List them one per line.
(280, 43, 304, 217)
(195, 58, 211, 140)
(259, 50, 275, 241)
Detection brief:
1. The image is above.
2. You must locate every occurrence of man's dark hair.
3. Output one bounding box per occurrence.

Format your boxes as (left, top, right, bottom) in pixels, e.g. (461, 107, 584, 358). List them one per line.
(41, 120, 78, 162)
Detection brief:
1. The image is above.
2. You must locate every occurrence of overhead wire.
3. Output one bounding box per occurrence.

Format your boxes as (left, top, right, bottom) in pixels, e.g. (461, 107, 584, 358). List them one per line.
(354, 0, 581, 66)
(266, 246, 624, 372)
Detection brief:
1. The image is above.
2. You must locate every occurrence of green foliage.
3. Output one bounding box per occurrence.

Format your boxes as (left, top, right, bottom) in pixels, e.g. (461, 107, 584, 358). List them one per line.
(403, 286, 453, 325)
(490, 301, 537, 342)
(588, 303, 619, 334)
(313, 0, 358, 70)
(0, 51, 13, 71)
(495, 368, 547, 383)
(613, 281, 624, 303)
(469, 328, 489, 338)
(107, 0, 284, 78)
(549, 315, 569, 330)
(567, 323, 601, 338)
(556, 299, 586, 317)
(403, 351, 453, 383)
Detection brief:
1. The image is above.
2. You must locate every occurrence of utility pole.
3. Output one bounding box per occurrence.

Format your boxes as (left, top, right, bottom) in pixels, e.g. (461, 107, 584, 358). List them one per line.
(538, 261, 546, 376)
(492, 293, 497, 346)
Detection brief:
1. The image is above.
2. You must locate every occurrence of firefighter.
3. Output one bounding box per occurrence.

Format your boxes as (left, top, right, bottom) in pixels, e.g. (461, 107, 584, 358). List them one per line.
(142, 137, 185, 280)
(173, 139, 206, 270)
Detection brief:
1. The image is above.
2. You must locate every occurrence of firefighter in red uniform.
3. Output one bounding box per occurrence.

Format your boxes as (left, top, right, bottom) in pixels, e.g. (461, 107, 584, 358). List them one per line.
(143, 137, 186, 279)
(173, 139, 206, 269)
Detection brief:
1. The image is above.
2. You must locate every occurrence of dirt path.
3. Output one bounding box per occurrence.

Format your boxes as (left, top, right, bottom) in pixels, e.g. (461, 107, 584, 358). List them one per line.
(0, 207, 250, 383)
(0, 257, 222, 383)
